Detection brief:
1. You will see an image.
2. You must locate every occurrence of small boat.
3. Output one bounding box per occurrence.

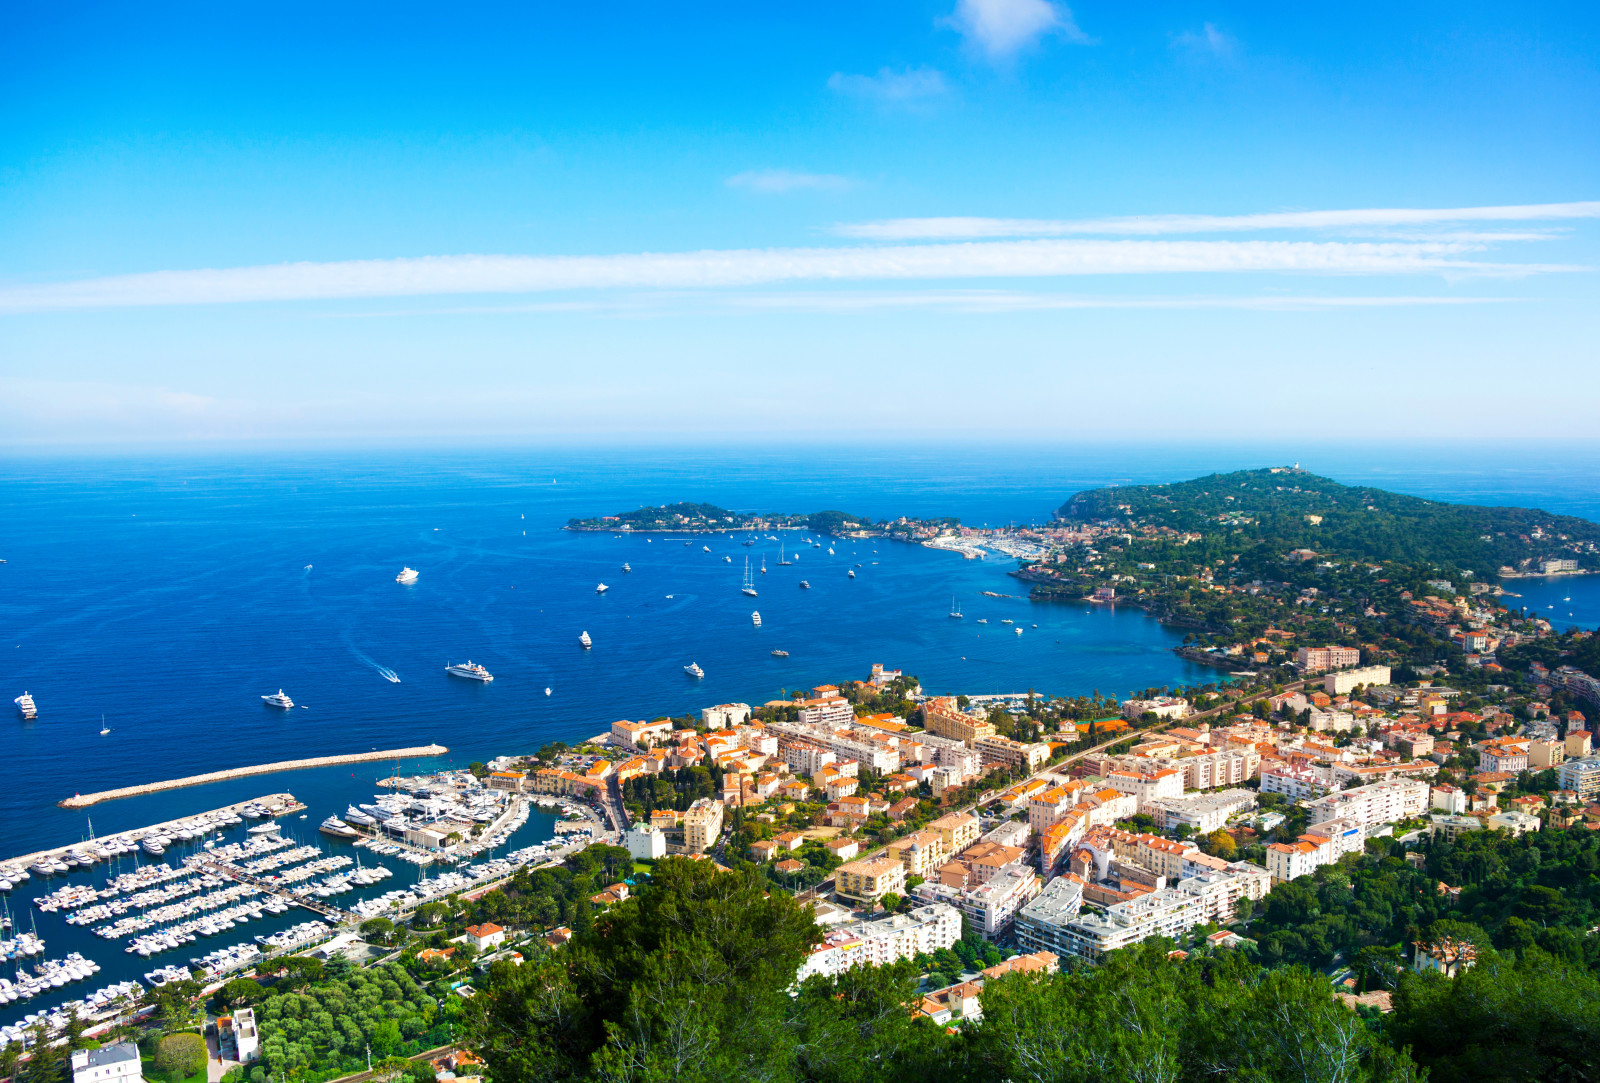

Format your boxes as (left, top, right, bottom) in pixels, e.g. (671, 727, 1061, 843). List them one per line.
(544, 687, 552, 696)
(724, 555, 732, 563)
(261, 690, 294, 709)
(847, 569, 855, 579)
(1014, 627, 1023, 636)
(446, 661, 494, 682)
(596, 583, 609, 594)
(622, 563, 632, 573)
(1001, 619, 1013, 624)
(99, 715, 110, 736)
(579, 631, 592, 649)
(799, 580, 810, 589)
(14, 693, 36, 720)
(977, 619, 988, 625)
(304, 564, 313, 572)
(396, 567, 419, 584)
(752, 611, 762, 626)
(950, 597, 962, 618)
(703, 545, 711, 553)
(828, 547, 835, 555)
(771, 649, 789, 657)
(684, 662, 705, 679)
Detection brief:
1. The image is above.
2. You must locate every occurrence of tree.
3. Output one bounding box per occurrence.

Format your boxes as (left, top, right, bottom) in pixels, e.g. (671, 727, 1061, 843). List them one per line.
(372, 1056, 412, 1080)
(879, 892, 902, 914)
(217, 978, 265, 1008)
(1201, 829, 1238, 860)
(155, 1034, 207, 1080)
(361, 917, 396, 943)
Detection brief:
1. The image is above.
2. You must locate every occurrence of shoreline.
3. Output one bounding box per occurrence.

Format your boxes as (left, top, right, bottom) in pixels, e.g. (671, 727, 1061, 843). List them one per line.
(58, 745, 450, 808)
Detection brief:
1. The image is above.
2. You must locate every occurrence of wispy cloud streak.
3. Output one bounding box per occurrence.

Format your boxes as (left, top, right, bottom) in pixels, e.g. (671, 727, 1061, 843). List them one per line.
(0, 239, 1561, 313)
(836, 201, 1600, 240)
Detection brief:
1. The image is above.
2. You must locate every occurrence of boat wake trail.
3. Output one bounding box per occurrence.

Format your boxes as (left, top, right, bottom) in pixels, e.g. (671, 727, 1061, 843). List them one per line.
(349, 644, 402, 683)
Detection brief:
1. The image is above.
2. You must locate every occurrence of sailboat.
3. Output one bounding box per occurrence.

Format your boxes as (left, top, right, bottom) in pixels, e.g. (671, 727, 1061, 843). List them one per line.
(98, 715, 110, 736)
(760, 556, 768, 574)
(949, 597, 963, 618)
(742, 557, 759, 597)
(778, 543, 792, 566)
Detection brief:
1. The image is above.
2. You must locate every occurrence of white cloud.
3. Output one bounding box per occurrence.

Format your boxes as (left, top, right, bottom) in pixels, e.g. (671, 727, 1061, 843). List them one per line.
(726, 169, 853, 194)
(943, 0, 1089, 59)
(0, 238, 1572, 313)
(721, 291, 1514, 314)
(1173, 23, 1236, 58)
(835, 201, 1600, 239)
(826, 66, 949, 102)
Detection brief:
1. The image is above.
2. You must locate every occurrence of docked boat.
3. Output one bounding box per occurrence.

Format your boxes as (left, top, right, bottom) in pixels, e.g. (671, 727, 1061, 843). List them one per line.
(14, 693, 36, 720)
(344, 806, 377, 827)
(596, 583, 609, 594)
(751, 611, 761, 627)
(396, 566, 419, 584)
(579, 630, 592, 649)
(684, 662, 705, 679)
(140, 838, 164, 857)
(741, 557, 758, 598)
(247, 822, 280, 835)
(261, 690, 294, 709)
(319, 817, 359, 839)
(446, 661, 494, 681)
(771, 649, 789, 658)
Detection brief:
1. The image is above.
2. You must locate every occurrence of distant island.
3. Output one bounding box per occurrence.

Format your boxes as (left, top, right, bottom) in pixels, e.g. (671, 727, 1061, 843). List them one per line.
(565, 501, 957, 539)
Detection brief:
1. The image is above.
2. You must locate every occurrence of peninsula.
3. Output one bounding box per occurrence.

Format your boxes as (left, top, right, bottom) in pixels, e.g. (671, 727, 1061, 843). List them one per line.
(565, 500, 955, 538)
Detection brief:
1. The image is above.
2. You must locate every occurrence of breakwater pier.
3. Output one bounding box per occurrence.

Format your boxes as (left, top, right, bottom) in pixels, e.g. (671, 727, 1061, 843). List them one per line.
(58, 745, 451, 808)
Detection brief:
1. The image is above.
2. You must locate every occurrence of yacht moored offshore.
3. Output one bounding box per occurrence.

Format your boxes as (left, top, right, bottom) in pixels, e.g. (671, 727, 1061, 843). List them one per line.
(684, 662, 705, 679)
(395, 566, 419, 584)
(14, 693, 36, 720)
(579, 631, 592, 649)
(261, 690, 294, 709)
(445, 661, 494, 681)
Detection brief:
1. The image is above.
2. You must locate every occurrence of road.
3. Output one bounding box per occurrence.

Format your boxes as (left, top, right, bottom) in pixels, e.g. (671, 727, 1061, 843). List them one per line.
(792, 677, 1307, 907)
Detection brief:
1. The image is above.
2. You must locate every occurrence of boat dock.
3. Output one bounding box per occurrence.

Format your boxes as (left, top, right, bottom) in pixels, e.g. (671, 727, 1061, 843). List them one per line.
(58, 745, 451, 808)
(4, 793, 305, 871)
(196, 858, 354, 923)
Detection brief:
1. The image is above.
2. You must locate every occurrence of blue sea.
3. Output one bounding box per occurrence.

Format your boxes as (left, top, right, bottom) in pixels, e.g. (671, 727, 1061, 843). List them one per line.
(1, 441, 1598, 1018)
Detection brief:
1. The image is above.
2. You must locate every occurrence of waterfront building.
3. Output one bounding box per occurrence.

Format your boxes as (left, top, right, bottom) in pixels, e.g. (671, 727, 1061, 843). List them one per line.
(612, 718, 674, 750)
(921, 699, 997, 746)
(702, 702, 752, 729)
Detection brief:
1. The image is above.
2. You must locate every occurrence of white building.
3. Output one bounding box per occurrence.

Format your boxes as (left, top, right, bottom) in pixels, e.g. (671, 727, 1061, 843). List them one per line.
(1106, 768, 1184, 810)
(1033, 864, 1270, 963)
(1324, 665, 1392, 696)
(912, 863, 1040, 941)
(233, 1007, 259, 1062)
(72, 1043, 142, 1083)
(795, 903, 961, 983)
(1559, 756, 1600, 802)
(1142, 789, 1257, 835)
(1121, 697, 1191, 721)
(1304, 779, 1428, 833)
(1430, 785, 1469, 815)
(798, 699, 855, 727)
(1260, 764, 1335, 802)
(1013, 876, 1086, 957)
(702, 702, 752, 729)
(624, 822, 666, 860)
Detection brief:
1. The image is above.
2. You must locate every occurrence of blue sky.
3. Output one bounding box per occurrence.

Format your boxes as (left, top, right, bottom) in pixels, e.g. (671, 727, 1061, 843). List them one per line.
(2, 1, 1598, 445)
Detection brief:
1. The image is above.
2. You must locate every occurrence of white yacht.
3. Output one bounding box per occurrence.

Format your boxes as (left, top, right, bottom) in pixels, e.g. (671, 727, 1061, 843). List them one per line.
(396, 566, 419, 584)
(344, 806, 377, 827)
(950, 597, 962, 618)
(596, 582, 609, 594)
(751, 611, 761, 627)
(316, 815, 358, 838)
(742, 557, 759, 597)
(140, 838, 165, 857)
(847, 569, 855, 578)
(14, 693, 36, 720)
(579, 630, 592, 649)
(621, 563, 631, 572)
(261, 690, 294, 709)
(1015, 626, 1024, 635)
(684, 662, 705, 679)
(799, 580, 810, 589)
(446, 661, 494, 681)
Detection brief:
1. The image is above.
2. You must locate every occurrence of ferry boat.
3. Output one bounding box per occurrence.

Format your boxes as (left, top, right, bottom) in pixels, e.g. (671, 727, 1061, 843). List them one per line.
(771, 649, 790, 657)
(395, 567, 419, 584)
(13, 693, 36, 720)
(319, 816, 360, 838)
(751, 611, 761, 626)
(261, 690, 294, 709)
(684, 662, 705, 679)
(579, 630, 592, 649)
(595, 583, 609, 594)
(446, 661, 494, 681)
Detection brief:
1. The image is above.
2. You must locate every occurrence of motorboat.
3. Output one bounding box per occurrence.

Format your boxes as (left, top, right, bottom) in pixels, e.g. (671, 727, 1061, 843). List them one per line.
(799, 580, 810, 589)
(141, 839, 165, 857)
(261, 690, 294, 709)
(13, 693, 36, 720)
(446, 661, 494, 681)
(977, 619, 988, 625)
(622, 563, 631, 572)
(344, 806, 377, 827)
(396, 567, 419, 584)
(1015, 627, 1024, 635)
(596, 583, 609, 594)
(771, 650, 789, 658)
(579, 631, 592, 649)
(847, 569, 855, 578)
(319, 817, 360, 839)
(751, 611, 761, 626)
(684, 662, 705, 679)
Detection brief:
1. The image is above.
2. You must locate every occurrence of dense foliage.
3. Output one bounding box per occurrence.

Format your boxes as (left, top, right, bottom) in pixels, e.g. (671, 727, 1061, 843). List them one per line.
(1057, 467, 1600, 578)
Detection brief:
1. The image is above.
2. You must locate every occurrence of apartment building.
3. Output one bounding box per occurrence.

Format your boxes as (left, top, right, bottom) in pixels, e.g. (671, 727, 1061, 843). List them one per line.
(1324, 665, 1392, 696)
(1480, 744, 1530, 774)
(1141, 790, 1257, 835)
(1264, 818, 1362, 884)
(1028, 781, 1087, 834)
(1120, 697, 1191, 721)
(1013, 876, 1087, 957)
(921, 702, 997, 746)
(886, 828, 949, 878)
(973, 734, 1051, 773)
(1038, 865, 1270, 962)
(1559, 755, 1600, 801)
(798, 698, 855, 728)
(777, 737, 837, 778)
(835, 856, 907, 904)
(1304, 779, 1428, 832)
(1529, 739, 1566, 770)
(1260, 764, 1335, 802)
(796, 903, 961, 982)
(913, 863, 1040, 941)
(611, 718, 675, 750)
(682, 797, 724, 853)
(1106, 767, 1184, 810)
(1295, 645, 1361, 674)
(701, 702, 752, 729)
(927, 812, 982, 856)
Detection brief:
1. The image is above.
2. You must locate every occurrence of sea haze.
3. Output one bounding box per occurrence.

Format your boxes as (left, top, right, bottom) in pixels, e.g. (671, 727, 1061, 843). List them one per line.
(1, 443, 1599, 862)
